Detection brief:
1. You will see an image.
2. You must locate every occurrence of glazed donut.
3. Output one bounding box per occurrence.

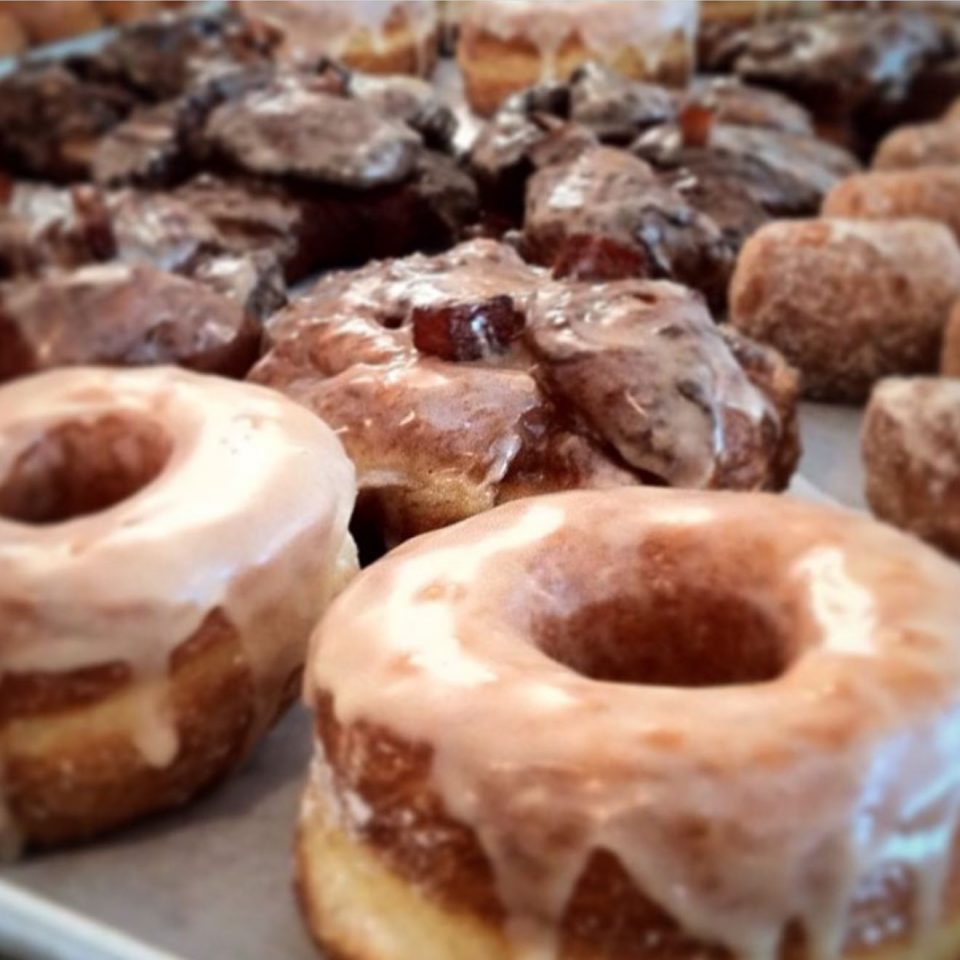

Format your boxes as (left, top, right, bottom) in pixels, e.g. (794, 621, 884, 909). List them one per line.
(457, 0, 697, 116)
(235, 1, 439, 77)
(863, 376, 960, 558)
(729, 218, 960, 401)
(822, 167, 960, 242)
(298, 487, 960, 960)
(0, 366, 356, 849)
(873, 119, 960, 171)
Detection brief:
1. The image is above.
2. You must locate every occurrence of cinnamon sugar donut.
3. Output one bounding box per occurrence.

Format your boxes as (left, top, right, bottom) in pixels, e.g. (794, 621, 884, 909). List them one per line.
(457, 1, 697, 116)
(822, 167, 960, 242)
(251, 239, 799, 546)
(235, 1, 439, 77)
(0, 366, 356, 849)
(298, 487, 960, 960)
(873, 119, 960, 171)
(863, 376, 960, 558)
(729, 218, 960, 401)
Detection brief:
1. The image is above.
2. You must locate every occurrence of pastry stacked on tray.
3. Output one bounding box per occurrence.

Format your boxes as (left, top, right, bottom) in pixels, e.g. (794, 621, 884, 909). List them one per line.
(5, 6, 960, 960)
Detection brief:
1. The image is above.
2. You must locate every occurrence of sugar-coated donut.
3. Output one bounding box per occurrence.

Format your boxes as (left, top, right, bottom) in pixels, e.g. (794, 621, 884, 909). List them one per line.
(863, 376, 960, 558)
(298, 487, 960, 960)
(235, 1, 439, 77)
(457, 0, 697, 116)
(729, 218, 960, 401)
(873, 119, 960, 171)
(0, 366, 356, 849)
(823, 166, 960, 243)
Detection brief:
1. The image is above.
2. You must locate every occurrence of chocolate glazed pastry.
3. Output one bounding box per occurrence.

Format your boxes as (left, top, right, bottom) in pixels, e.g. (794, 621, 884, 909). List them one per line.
(523, 146, 734, 313)
(0, 64, 136, 182)
(104, 187, 286, 319)
(250, 239, 799, 547)
(0, 184, 115, 278)
(0, 181, 285, 322)
(200, 74, 478, 267)
(718, 11, 948, 156)
(0, 263, 261, 383)
(633, 109, 860, 220)
(82, 8, 273, 102)
(467, 67, 844, 263)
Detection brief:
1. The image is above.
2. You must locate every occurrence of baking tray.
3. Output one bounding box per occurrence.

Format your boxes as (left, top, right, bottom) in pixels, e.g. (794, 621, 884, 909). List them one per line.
(0, 16, 872, 955)
(0, 403, 866, 960)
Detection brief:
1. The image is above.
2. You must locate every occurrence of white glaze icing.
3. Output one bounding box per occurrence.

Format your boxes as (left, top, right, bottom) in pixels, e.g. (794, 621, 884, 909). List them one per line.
(462, 0, 698, 81)
(0, 366, 357, 851)
(310, 488, 960, 960)
(237, 0, 436, 69)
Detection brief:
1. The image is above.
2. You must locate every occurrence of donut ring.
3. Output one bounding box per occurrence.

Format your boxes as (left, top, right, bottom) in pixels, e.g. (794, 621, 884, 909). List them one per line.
(299, 488, 960, 960)
(0, 366, 356, 850)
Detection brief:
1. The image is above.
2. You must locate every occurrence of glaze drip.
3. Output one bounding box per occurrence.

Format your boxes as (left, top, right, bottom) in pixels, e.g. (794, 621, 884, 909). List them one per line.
(310, 489, 960, 959)
(0, 366, 357, 848)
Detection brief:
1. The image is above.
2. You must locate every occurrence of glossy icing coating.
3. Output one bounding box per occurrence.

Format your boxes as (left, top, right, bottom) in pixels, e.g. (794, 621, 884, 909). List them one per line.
(0, 366, 357, 849)
(463, 0, 698, 73)
(310, 487, 960, 960)
(253, 239, 796, 544)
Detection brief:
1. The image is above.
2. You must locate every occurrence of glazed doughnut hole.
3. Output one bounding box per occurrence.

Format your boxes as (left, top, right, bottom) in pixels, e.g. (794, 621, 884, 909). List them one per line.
(526, 534, 798, 688)
(0, 414, 172, 524)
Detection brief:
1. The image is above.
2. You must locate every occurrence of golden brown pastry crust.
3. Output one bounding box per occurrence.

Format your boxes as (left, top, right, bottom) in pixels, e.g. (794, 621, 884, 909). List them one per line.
(299, 691, 960, 960)
(236, 1, 438, 77)
(3, 610, 276, 847)
(457, 6, 693, 116)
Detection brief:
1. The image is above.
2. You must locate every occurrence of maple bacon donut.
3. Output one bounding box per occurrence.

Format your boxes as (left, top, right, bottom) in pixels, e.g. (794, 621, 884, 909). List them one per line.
(298, 487, 960, 960)
(0, 366, 357, 850)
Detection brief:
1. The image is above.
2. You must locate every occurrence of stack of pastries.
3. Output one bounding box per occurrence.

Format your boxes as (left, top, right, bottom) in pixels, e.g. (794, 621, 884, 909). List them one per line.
(4, 5, 960, 960)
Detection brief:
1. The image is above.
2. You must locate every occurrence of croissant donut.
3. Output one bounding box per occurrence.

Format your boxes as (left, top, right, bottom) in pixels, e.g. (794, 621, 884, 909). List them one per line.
(0, 366, 356, 851)
(298, 487, 960, 960)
